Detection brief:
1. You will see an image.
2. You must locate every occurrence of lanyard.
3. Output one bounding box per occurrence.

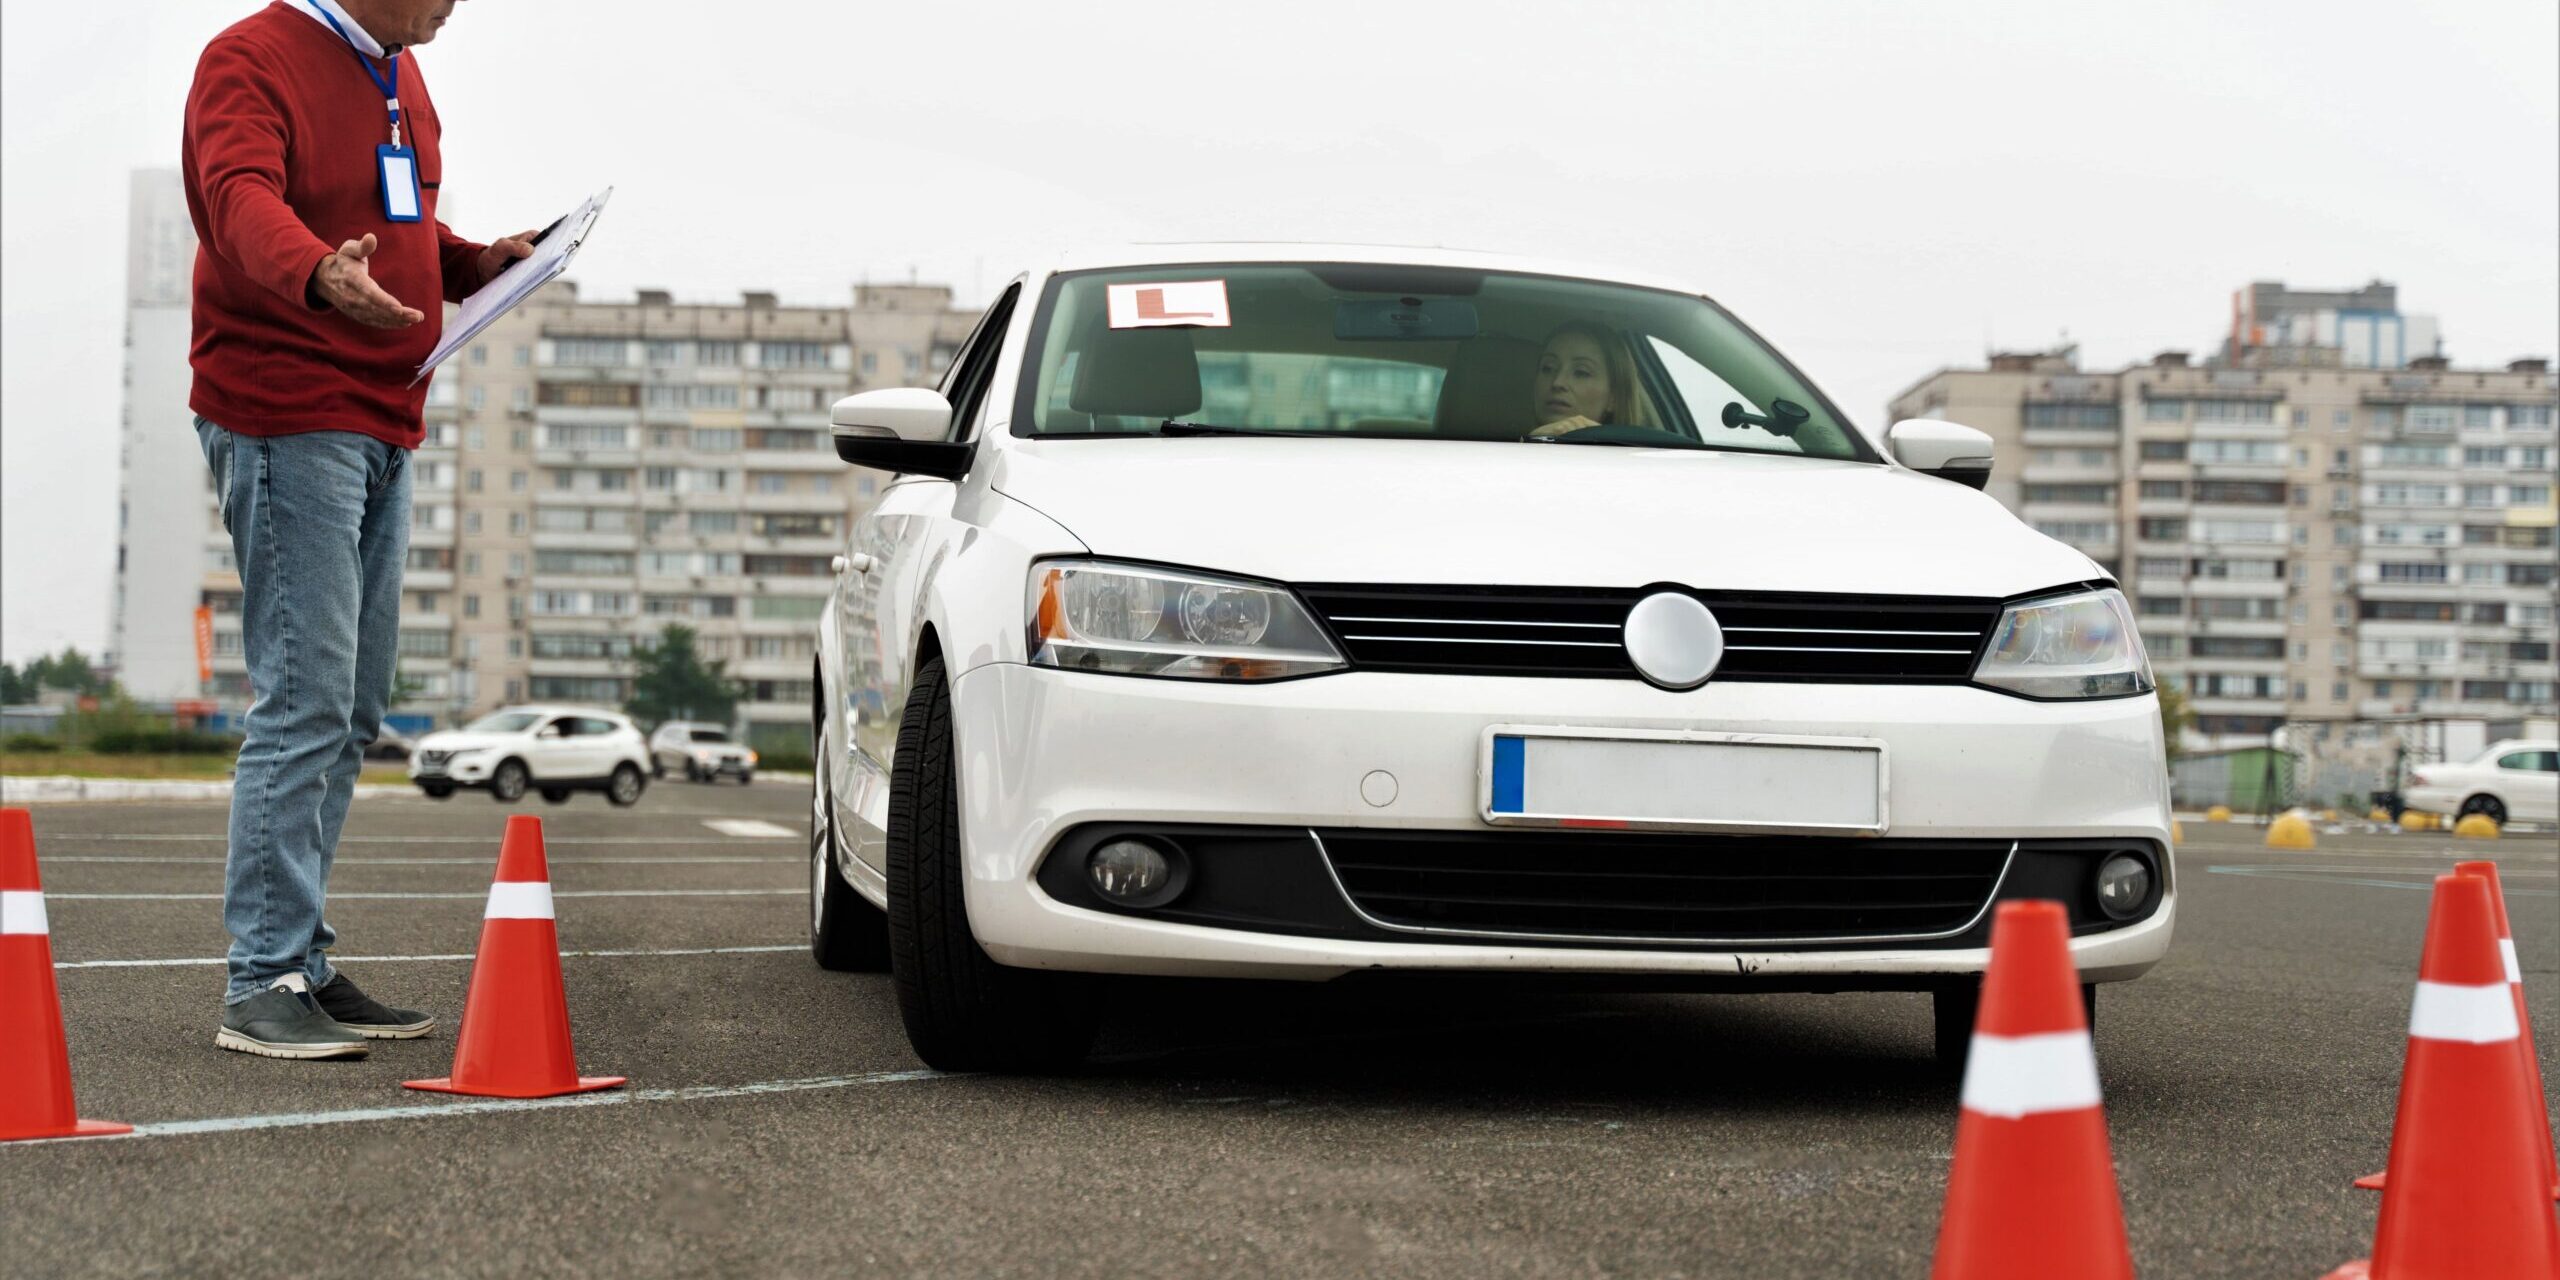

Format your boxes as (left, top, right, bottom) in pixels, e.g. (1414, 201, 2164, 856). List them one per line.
(307, 2, 403, 146)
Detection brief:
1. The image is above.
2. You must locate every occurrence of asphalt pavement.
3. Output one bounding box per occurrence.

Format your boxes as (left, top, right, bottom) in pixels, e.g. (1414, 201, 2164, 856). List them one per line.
(4, 783, 2555, 1279)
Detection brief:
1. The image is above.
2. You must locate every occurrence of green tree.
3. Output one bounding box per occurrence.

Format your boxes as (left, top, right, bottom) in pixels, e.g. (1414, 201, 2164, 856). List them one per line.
(2156, 682, 2194, 765)
(25, 647, 112, 696)
(0, 662, 35, 704)
(625, 624, 739, 729)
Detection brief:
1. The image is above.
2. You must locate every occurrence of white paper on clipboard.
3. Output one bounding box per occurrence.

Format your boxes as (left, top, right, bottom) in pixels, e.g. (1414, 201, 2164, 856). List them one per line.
(413, 187, 613, 383)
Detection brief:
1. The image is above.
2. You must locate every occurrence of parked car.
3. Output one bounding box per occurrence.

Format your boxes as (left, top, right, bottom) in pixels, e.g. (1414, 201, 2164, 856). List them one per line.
(809, 244, 2173, 1072)
(409, 706, 649, 805)
(650, 721, 758, 783)
(2403, 739, 2559, 826)
(363, 726, 414, 762)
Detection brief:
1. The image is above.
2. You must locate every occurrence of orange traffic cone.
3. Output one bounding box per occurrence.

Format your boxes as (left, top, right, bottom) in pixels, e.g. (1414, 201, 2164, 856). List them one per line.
(405, 816, 623, 1099)
(0, 808, 130, 1142)
(2325, 874, 2560, 1279)
(1930, 900, 2133, 1280)
(2354, 861, 2559, 1200)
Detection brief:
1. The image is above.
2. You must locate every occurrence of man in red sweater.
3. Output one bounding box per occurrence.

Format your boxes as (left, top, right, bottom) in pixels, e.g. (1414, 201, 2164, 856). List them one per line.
(185, 0, 535, 1059)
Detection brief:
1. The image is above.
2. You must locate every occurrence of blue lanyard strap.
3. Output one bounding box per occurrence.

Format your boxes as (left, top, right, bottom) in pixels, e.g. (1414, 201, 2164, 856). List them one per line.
(307, 3, 401, 130)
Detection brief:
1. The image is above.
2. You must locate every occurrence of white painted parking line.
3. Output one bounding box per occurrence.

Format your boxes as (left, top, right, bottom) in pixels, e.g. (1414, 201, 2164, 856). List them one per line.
(3, 1070, 950, 1145)
(56, 944, 805, 970)
(701, 819, 797, 839)
(48, 889, 799, 902)
(2208, 864, 2560, 895)
(42, 855, 796, 866)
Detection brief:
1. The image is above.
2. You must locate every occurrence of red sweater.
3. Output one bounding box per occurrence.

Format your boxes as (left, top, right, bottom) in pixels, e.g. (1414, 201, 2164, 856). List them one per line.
(182, 2, 486, 449)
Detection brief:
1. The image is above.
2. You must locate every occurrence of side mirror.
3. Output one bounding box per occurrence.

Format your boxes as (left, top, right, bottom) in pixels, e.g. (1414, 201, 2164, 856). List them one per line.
(1886, 419, 1994, 490)
(830, 388, 972, 480)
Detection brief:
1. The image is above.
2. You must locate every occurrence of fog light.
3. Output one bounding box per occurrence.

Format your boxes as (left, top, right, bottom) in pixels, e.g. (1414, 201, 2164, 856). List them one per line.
(2094, 853, 2152, 920)
(1087, 839, 1182, 909)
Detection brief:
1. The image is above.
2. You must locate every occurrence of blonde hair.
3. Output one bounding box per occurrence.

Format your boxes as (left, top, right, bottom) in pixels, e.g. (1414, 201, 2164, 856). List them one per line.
(1537, 320, 1647, 426)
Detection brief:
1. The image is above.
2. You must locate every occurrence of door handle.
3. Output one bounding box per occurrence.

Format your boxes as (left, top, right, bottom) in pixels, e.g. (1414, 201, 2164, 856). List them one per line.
(845, 553, 877, 575)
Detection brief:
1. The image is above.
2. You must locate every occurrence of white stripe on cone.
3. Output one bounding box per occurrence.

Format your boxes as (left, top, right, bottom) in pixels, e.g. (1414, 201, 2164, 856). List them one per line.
(1960, 1030, 2104, 1119)
(2501, 938, 2522, 986)
(2408, 980, 2520, 1044)
(1, 889, 46, 936)
(483, 881, 555, 920)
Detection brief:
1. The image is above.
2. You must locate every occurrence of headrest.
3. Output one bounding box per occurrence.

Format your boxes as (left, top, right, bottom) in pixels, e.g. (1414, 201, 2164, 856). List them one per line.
(1069, 327, 1202, 419)
(1433, 335, 1541, 440)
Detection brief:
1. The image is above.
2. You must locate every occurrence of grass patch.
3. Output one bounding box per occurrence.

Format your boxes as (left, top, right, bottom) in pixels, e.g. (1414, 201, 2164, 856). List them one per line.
(0, 753, 412, 781)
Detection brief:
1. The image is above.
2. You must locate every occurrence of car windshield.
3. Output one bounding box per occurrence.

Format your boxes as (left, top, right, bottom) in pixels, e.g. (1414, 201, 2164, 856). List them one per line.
(1012, 262, 1874, 462)
(688, 730, 731, 743)
(463, 712, 541, 734)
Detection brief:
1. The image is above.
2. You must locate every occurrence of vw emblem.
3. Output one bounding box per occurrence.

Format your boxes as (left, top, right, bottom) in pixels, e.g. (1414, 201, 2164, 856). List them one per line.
(1622, 592, 1724, 690)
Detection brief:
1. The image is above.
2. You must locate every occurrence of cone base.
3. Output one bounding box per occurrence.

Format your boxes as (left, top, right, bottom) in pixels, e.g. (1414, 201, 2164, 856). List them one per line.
(403, 1075, 624, 1099)
(0, 1117, 134, 1143)
(2356, 1169, 2560, 1200)
(2318, 1264, 2370, 1280)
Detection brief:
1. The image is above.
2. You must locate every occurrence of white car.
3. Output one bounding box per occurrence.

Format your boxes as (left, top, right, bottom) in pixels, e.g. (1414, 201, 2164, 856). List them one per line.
(409, 705, 650, 806)
(2404, 739, 2559, 826)
(808, 244, 2173, 1072)
(649, 721, 759, 784)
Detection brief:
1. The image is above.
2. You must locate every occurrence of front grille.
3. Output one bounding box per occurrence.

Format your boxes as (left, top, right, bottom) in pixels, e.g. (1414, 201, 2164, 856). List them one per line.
(418, 749, 452, 767)
(1319, 830, 2011, 943)
(1296, 584, 2001, 683)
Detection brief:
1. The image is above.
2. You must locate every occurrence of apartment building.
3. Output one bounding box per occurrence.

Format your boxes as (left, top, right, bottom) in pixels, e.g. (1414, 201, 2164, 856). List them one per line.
(1888, 284, 2557, 751)
(190, 280, 981, 750)
(110, 169, 211, 701)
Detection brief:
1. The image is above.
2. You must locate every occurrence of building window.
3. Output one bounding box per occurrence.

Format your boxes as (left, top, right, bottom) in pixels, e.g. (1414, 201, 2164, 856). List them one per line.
(760, 341, 828, 369)
(698, 341, 739, 366)
(462, 552, 481, 576)
(463, 594, 481, 618)
(553, 339, 626, 366)
(2143, 400, 2185, 422)
(2290, 408, 2308, 428)
(2407, 405, 2456, 433)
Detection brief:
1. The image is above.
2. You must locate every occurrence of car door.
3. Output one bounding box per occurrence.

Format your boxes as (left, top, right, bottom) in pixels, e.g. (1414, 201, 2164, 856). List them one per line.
(527, 717, 579, 780)
(832, 284, 1022, 877)
(2496, 748, 2560, 822)
(574, 717, 627, 777)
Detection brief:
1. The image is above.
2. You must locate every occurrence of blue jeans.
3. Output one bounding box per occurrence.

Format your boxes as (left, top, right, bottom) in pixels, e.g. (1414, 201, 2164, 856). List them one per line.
(197, 419, 410, 1005)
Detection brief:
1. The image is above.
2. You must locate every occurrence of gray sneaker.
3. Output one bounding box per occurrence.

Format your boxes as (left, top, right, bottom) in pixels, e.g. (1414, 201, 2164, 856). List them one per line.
(216, 986, 369, 1060)
(313, 972, 434, 1039)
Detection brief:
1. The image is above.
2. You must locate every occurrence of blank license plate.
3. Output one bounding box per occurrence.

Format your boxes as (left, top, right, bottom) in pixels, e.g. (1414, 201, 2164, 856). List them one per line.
(1481, 729, 1886, 834)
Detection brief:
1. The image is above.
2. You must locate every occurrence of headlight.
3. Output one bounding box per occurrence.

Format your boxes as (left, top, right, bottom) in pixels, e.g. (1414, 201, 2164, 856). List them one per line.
(1028, 560, 1346, 680)
(1972, 587, 2152, 699)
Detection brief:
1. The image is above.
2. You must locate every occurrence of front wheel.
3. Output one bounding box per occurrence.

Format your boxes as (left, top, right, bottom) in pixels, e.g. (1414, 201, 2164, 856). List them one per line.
(887, 656, 1097, 1071)
(739, 771, 756, 787)
(419, 781, 455, 799)
(489, 759, 529, 803)
(606, 763, 645, 807)
(2458, 794, 2507, 826)
(540, 787, 572, 804)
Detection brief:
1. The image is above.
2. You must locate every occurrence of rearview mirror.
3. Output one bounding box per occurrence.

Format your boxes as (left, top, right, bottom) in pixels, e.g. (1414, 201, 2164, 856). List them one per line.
(1886, 419, 1994, 490)
(830, 388, 972, 480)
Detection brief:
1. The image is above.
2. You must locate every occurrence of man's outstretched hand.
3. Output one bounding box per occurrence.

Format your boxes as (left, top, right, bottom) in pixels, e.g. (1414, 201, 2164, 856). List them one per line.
(308, 234, 424, 328)
(475, 229, 539, 287)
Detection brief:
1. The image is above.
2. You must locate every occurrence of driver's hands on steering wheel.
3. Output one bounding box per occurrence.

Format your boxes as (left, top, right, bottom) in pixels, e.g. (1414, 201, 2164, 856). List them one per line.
(1528, 415, 1602, 438)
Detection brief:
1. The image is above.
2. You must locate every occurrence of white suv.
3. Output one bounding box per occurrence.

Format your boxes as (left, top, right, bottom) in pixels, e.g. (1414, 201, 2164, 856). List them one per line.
(410, 706, 651, 806)
(650, 721, 758, 784)
(809, 245, 2173, 1072)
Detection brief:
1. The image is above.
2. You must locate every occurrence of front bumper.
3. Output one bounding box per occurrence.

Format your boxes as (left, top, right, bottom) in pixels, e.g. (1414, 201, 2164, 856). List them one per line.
(947, 662, 2175, 983)
(411, 753, 496, 784)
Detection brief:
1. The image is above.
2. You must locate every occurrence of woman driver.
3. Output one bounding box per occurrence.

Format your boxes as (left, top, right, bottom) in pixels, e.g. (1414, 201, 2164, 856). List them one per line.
(1527, 320, 1641, 437)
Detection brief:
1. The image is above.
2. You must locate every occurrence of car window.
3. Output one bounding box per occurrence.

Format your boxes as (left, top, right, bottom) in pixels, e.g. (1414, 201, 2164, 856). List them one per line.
(944, 284, 1021, 443)
(2499, 750, 2559, 772)
(1012, 262, 1873, 462)
(688, 730, 731, 743)
(575, 717, 619, 737)
(465, 711, 541, 734)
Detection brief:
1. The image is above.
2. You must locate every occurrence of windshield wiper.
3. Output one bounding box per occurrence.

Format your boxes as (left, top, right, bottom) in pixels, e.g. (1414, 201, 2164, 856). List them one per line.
(1156, 420, 1315, 438)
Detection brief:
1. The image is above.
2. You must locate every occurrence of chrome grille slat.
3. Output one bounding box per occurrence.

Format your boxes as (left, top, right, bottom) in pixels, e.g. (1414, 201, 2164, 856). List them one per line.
(1298, 582, 2001, 683)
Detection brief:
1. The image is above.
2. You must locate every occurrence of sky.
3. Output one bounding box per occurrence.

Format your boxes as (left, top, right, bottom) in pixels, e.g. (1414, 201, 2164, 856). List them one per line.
(3, 0, 2555, 663)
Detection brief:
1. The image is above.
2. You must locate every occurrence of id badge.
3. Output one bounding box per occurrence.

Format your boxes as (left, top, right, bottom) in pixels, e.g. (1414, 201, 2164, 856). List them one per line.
(377, 144, 423, 223)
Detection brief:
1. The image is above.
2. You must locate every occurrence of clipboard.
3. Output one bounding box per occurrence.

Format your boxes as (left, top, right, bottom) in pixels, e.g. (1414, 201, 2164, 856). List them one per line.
(413, 187, 612, 384)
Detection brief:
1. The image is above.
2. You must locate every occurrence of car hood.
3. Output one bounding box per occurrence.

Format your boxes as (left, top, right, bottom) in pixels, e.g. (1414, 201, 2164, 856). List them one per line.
(415, 732, 521, 754)
(991, 438, 2101, 597)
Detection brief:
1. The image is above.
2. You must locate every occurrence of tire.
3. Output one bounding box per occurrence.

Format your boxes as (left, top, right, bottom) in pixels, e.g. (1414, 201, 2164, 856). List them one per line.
(686, 760, 704, 783)
(419, 782, 455, 799)
(1933, 980, 2097, 1074)
(2458, 794, 2507, 826)
(739, 771, 756, 786)
(606, 763, 645, 807)
(651, 758, 666, 780)
(540, 787, 572, 804)
(489, 759, 529, 803)
(810, 714, 888, 972)
(887, 656, 1097, 1071)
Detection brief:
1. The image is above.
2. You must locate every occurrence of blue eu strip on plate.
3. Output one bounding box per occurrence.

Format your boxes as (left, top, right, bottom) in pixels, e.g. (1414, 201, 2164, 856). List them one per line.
(1489, 735, 1526, 814)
